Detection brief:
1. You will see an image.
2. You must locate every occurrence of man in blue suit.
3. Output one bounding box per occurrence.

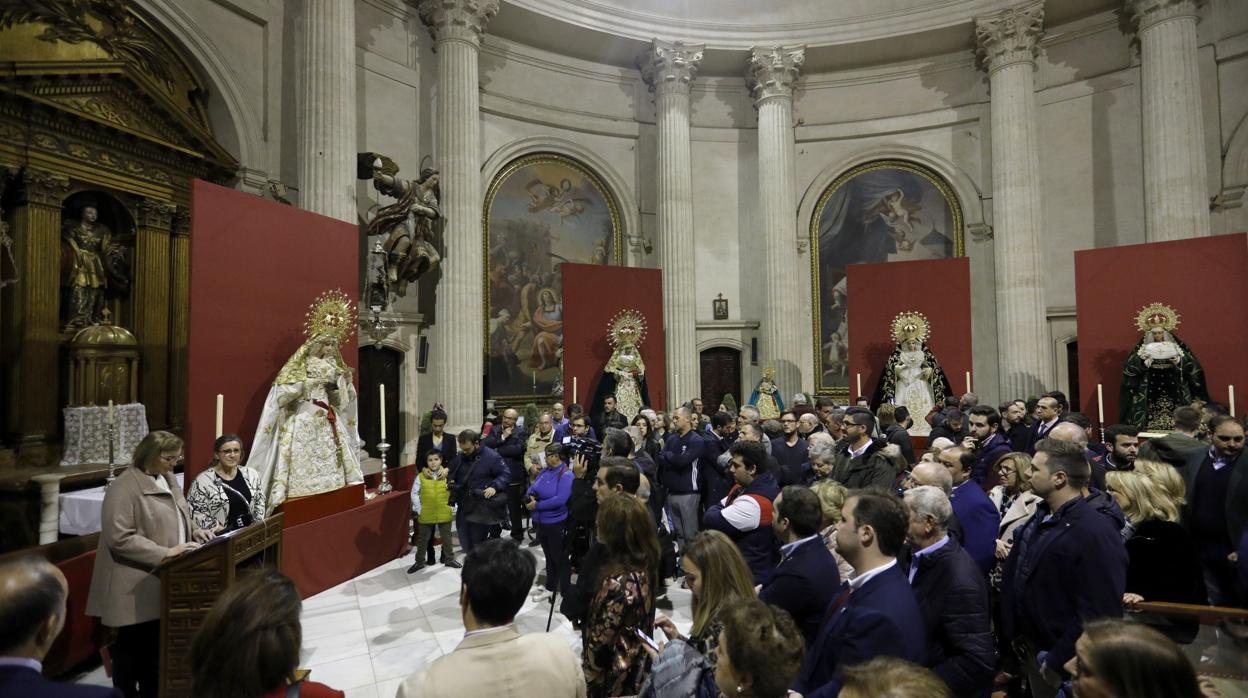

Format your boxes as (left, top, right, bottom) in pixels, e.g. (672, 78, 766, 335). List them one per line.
(0, 557, 121, 697)
(1002, 439, 1127, 698)
(760, 486, 841, 646)
(939, 447, 1000, 575)
(793, 492, 925, 698)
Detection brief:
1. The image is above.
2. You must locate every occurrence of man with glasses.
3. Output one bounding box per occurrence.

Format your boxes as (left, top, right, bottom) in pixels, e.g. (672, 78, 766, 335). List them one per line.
(772, 411, 808, 487)
(830, 412, 894, 491)
(1183, 415, 1248, 606)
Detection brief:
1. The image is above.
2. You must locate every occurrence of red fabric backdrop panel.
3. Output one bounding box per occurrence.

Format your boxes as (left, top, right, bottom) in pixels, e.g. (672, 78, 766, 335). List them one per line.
(185, 180, 359, 486)
(1075, 233, 1248, 425)
(561, 264, 668, 410)
(846, 258, 973, 402)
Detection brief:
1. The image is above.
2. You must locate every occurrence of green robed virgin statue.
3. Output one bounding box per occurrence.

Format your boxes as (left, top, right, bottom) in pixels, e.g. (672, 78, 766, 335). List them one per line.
(1119, 303, 1211, 432)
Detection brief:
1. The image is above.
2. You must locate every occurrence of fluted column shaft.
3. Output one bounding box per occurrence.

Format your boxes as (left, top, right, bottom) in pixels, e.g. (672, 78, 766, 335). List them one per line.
(1128, 0, 1210, 240)
(749, 46, 805, 397)
(641, 40, 702, 407)
(168, 209, 191, 430)
(420, 0, 498, 428)
(132, 198, 175, 428)
(297, 0, 357, 222)
(977, 4, 1050, 400)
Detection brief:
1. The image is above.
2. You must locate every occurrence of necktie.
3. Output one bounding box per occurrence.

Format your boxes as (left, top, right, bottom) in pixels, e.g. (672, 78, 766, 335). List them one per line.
(822, 582, 852, 623)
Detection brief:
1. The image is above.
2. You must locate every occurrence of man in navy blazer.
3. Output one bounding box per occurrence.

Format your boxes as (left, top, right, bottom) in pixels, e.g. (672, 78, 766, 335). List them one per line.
(0, 556, 121, 697)
(1002, 439, 1127, 698)
(793, 492, 925, 698)
(760, 486, 841, 646)
(939, 447, 1000, 575)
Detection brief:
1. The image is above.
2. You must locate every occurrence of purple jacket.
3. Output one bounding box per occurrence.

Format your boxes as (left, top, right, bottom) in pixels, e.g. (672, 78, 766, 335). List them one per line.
(526, 464, 574, 525)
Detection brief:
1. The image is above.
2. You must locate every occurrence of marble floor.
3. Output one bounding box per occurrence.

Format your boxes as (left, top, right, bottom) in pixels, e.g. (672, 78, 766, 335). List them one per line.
(76, 540, 695, 698)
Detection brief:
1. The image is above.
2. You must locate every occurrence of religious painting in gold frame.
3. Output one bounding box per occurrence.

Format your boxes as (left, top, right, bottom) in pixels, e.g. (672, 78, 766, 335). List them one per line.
(483, 153, 623, 403)
(809, 160, 964, 401)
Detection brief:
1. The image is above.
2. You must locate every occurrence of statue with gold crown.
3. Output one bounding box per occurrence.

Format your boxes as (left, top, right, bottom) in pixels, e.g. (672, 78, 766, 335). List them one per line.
(251, 290, 365, 514)
(871, 311, 952, 436)
(1120, 302, 1210, 431)
(748, 367, 785, 420)
(590, 309, 651, 424)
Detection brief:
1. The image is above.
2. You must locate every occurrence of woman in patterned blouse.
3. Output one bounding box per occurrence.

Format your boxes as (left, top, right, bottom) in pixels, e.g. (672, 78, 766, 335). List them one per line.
(584, 492, 660, 697)
(655, 531, 755, 670)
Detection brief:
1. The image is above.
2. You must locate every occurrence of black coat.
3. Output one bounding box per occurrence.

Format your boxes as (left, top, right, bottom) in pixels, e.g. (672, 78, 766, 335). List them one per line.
(449, 446, 510, 524)
(1125, 518, 1206, 643)
(884, 423, 915, 465)
(1001, 496, 1127, 672)
(699, 433, 733, 506)
(909, 537, 996, 697)
(482, 427, 527, 483)
(759, 537, 841, 646)
(415, 432, 457, 468)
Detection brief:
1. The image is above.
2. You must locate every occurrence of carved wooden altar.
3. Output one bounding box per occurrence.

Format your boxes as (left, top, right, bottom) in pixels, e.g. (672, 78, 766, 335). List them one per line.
(0, 1, 238, 468)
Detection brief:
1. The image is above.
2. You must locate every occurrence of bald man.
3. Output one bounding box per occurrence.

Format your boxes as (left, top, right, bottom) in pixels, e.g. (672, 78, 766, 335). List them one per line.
(0, 557, 120, 697)
(1047, 421, 1108, 493)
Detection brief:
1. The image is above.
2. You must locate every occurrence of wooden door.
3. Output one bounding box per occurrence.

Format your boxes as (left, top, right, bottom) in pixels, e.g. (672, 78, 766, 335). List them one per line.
(358, 346, 403, 466)
(700, 347, 742, 412)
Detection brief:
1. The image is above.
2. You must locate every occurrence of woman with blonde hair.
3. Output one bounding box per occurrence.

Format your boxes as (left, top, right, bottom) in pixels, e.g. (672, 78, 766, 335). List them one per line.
(1106, 469, 1205, 639)
(1134, 458, 1187, 507)
(989, 452, 1041, 571)
(837, 656, 951, 698)
(810, 479, 855, 581)
(641, 530, 756, 697)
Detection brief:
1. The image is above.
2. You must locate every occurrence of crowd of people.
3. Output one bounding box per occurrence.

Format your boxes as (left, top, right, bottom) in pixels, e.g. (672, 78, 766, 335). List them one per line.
(2, 390, 1246, 698)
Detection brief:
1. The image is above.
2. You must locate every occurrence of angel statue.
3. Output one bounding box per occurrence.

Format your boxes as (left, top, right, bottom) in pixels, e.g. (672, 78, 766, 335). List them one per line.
(251, 290, 365, 514)
(590, 309, 651, 423)
(748, 367, 785, 420)
(870, 311, 952, 436)
(358, 152, 442, 297)
(1120, 302, 1210, 431)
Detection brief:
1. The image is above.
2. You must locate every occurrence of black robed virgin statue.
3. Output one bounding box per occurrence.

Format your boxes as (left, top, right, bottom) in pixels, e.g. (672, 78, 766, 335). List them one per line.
(1119, 303, 1210, 431)
(870, 311, 952, 436)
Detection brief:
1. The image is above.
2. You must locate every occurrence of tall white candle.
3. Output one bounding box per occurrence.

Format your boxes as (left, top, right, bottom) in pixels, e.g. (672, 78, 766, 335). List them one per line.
(572, 376, 578, 405)
(214, 394, 223, 438)
(379, 384, 387, 441)
(1096, 384, 1105, 425)
(108, 399, 114, 425)
(965, 371, 972, 395)
(1231, 385, 1237, 416)
(532, 370, 537, 392)
(855, 373, 862, 399)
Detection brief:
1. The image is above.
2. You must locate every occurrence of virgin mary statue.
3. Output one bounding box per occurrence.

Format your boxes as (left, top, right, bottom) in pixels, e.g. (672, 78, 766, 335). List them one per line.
(252, 290, 365, 514)
(590, 309, 650, 423)
(1120, 303, 1210, 431)
(870, 311, 952, 436)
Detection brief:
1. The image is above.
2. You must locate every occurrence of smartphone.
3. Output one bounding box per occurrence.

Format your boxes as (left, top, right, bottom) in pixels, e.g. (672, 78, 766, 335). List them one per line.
(635, 628, 659, 651)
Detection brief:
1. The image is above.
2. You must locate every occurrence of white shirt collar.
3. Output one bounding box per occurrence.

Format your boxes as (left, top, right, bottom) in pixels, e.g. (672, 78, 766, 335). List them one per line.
(0, 657, 42, 673)
(849, 439, 871, 458)
(780, 534, 820, 558)
(464, 622, 515, 639)
(848, 558, 897, 590)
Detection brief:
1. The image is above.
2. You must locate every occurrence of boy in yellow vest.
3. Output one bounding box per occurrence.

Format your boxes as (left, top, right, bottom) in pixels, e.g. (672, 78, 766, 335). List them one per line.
(408, 451, 460, 573)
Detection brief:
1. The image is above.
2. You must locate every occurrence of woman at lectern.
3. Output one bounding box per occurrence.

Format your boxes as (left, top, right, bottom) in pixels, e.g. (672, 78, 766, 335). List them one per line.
(86, 430, 215, 698)
(188, 433, 266, 534)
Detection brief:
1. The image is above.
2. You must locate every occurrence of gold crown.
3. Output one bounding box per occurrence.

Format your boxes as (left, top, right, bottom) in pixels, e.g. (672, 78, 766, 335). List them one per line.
(890, 311, 930, 344)
(607, 309, 647, 346)
(304, 289, 356, 342)
(762, 366, 776, 379)
(1134, 302, 1179, 333)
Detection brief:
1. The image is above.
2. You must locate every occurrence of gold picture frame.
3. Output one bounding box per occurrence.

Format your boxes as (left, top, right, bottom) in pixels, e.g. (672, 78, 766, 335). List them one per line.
(809, 159, 964, 402)
(482, 152, 623, 406)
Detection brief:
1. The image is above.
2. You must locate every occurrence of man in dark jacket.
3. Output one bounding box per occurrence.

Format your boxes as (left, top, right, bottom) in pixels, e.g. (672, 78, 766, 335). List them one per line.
(964, 405, 1011, 490)
(903, 485, 995, 696)
(939, 447, 999, 575)
(1002, 439, 1127, 698)
(704, 441, 780, 584)
(831, 411, 896, 491)
(1000, 399, 1031, 453)
(772, 410, 809, 486)
(881, 405, 916, 466)
(449, 429, 510, 553)
(482, 407, 528, 542)
(659, 406, 705, 564)
(700, 412, 736, 512)
(795, 492, 925, 698)
(1182, 415, 1248, 606)
(760, 486, 840, 646)
(929, 407, 967, 444)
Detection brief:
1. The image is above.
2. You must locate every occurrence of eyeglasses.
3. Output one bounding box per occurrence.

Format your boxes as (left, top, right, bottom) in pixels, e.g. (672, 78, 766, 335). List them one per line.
(160, 454, 184, 464)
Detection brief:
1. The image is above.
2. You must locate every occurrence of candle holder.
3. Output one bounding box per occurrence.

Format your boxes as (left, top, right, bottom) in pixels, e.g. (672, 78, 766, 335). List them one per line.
(105, 420, 118, 487)
(377, 440, 393, 495)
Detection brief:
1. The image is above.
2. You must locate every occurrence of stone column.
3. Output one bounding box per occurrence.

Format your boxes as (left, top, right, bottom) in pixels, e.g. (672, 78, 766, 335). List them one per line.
(976, 3, 1051, 400)
(168, 208, 191, 430)
(11, 171, 70, 458)
(640, 39, 703, 406)
(132, 198, 176, 428)
(418, 0, 498, 429)
(1127, 0, 1210, 241)
(297, 0, 357, 222)
(31, 474, 65, 545)
(747, 45, 805, 397)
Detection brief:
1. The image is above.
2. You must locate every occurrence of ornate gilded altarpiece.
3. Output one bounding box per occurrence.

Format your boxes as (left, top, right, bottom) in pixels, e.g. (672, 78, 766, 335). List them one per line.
(809, 160, 964, 402)
(0, 1, 237, 468)
(483, 153, 622, 405)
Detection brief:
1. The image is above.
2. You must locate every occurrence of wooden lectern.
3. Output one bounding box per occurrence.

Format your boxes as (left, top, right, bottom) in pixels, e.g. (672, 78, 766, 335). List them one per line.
(157, 514, 284, 697)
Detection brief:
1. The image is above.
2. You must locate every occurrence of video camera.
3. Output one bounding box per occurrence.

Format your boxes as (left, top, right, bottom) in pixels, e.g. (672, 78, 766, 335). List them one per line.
(562, 435, 602, 463)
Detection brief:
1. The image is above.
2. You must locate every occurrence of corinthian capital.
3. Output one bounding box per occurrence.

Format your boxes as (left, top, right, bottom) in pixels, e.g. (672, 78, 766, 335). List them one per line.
(747, 45, 806, 104)
(975, 2, 1045, 75)
(17, 170, 70, 208)
(418, 0, 499, 45)
(639, 39, 704, 97)
(1125, 0, 1202, 33)
(135, 198, 176, 230)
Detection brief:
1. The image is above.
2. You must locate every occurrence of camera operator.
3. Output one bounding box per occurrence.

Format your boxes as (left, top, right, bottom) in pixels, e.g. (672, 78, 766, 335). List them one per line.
(562, 419, 603, 571)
